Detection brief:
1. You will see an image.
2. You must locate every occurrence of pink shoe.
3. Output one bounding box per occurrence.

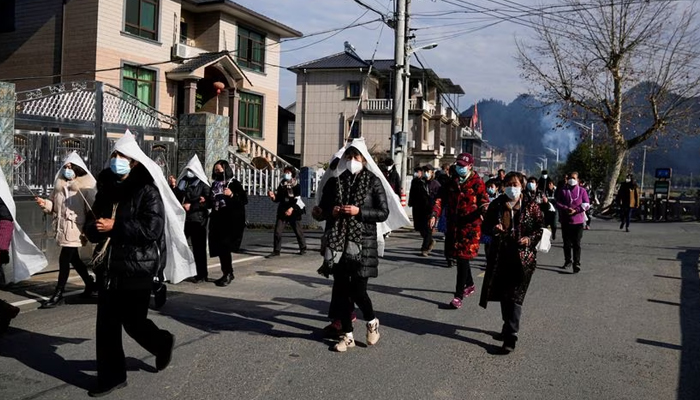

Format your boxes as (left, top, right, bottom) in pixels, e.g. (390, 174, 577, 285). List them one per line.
(449, 297, 463, 309)
(463, 285, 476, 298)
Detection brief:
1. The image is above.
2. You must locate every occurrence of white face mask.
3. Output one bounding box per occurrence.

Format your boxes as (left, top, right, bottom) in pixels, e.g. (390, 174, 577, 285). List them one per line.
(568, 179, 578, 186)
(284, 173, 292, 181)
(526, 182, 536, 192)
(186, 170, 195, 179)
(542, 174, 548, 179)
(347, 159, 363, 175)
(505, 186, 521, 200)
(625, 178, 631, 183)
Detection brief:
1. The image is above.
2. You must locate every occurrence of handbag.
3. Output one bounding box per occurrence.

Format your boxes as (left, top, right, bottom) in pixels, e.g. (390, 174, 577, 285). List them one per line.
(535, 228, 552, 253)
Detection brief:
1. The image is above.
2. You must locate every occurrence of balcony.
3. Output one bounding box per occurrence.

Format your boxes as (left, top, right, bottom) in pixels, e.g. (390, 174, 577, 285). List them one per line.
(362, 98, 437, 114)
(172, 37, 207, 59)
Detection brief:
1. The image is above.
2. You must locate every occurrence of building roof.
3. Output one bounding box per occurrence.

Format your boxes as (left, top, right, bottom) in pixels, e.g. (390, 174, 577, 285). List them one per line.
(183, 0, 302, 38)
(167, 51, 252, 86)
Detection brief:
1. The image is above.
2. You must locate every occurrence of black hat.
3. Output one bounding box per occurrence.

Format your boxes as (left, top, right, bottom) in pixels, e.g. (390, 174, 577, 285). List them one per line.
(541, 170, 548, 175)
(384, 158, 394, 167)
(422, 164, 435, 171)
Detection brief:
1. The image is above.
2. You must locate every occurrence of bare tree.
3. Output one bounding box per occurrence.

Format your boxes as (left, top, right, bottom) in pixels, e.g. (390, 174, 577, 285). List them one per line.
(517, 0, 700, 207)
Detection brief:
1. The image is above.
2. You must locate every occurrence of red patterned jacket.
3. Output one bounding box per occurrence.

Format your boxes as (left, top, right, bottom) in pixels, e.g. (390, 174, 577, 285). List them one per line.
(432, 171, 489, 260)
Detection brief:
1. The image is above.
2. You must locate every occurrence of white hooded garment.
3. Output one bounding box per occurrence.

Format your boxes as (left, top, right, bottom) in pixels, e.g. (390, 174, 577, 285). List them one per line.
(0, 167, 48, 283)
(112, 130, 196, 284)
(332, 138, 411, 234)
(176, 154, 210, 187)
(53, 151, 95, 184)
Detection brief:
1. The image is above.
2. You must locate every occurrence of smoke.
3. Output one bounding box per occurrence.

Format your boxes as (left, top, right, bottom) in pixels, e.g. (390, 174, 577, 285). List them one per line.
(540, 105, 578, 159)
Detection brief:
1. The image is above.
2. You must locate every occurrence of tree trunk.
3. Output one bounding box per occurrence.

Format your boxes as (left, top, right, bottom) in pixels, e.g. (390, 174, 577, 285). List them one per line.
(601, 146, 627, 209)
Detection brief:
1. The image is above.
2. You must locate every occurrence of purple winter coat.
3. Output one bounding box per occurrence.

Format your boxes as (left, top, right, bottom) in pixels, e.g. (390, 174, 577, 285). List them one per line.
(555, 185, 590, 225)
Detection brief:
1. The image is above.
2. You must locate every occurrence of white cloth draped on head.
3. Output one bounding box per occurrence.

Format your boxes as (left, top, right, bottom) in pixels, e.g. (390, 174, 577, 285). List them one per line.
(315, 147, 347, 207)
(112, 130, 196, 284)
(176, 154, 209, 187)
(334, 138, 411, 234)
(53, 151, 96, 185)
(0, 167, 48, 283)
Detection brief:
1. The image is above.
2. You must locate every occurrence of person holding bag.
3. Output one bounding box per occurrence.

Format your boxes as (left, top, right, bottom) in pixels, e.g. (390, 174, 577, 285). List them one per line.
(480, 172, 544, 354)
(36, 152, 97, 308)
(267, 166, 306, 258)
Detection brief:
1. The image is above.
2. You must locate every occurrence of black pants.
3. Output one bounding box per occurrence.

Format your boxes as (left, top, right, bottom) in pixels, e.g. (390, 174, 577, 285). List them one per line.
(562, 223, 584, 265)
(96, 288, 170, 388)
(185, 221, 208, 279)
(545, 211, 557, 239)
(273, 218, 306, 253)
(454, 259, 475, 298)
(333, 267, 375, 333)
(500, 300, 522, 340)
(57, 246, 92, 290)
(620, 206, 633, 229)
(419, 228, 434, 251)
(219, 251, 233, 275)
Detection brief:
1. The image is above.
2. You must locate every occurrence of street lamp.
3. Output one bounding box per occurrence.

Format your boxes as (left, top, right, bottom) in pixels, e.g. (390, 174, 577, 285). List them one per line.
(571, 121, 594, 157)
(537, 156, 548, 171)
(545, 147, 559, 164)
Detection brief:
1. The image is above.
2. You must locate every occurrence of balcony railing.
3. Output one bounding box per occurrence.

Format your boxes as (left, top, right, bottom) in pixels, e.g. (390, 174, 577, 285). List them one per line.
(363, 98, 438, 113)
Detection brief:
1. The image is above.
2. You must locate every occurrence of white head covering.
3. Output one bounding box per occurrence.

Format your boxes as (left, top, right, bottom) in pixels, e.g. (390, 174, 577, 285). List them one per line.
(176, 154, 209, 187)
(112, 130, 195, 284)
(334, 138, 410, 234)
(0, 167, 48, 283)
(315, 148, 347, 207)
(54, 151, 95, 184)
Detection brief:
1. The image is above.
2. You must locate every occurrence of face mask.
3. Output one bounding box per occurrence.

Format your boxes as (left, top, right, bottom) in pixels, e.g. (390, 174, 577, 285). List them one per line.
(284, 173, 292, 181)
(424, 172, 431, 180)
(487, 188, 496, 196)
(527, 182, 536, 192)
(63, 168, 75, 180)
(505, 186, 521, 200)
(214, 172, 224, 181)
(455, 165, 469, 177)
(413, 172, 420, 178)
(542, 174, 548, 179)
(186, 170, 195, 179)
(110, 157, 131, 176)
(347, 159, 363, 175)
(625, 178, 631, 183)
(568, 179, 578, 186)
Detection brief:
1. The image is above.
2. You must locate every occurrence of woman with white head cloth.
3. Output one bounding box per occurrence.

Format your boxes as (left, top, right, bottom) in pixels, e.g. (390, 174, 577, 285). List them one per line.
(318, 139, 393, 352)
(173, 154, 211, 284)
(83, 131, 191, 396)
(35, 151, 97, 308)
(0, 167, 48, 332)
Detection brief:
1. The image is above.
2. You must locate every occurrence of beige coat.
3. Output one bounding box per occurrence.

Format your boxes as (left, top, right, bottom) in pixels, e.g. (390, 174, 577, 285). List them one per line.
(41, 175, 96, 247)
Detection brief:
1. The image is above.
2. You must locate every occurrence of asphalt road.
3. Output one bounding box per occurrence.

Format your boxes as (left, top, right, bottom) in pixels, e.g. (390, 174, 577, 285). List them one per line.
(1, 219, 699, 400)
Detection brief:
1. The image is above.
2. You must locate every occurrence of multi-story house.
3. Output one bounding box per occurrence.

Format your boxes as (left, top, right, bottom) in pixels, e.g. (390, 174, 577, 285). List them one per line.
(0, 0, 301, 154)
(288, 49, 468, 170)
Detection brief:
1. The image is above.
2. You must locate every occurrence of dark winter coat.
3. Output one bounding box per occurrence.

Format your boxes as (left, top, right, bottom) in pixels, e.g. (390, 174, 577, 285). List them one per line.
(479, 195, 544, 307)
(319, 170, 389, 278)
(615, 182, 640, 209)
(273, 179, 303, 221)
(173, 178, 211, 225)
(408, 178, 441, 231)
(209, 178, 247, 256)
(84, 166, 166, 290)
(432, 172, 490, 260)
(384, 167, 402, 196)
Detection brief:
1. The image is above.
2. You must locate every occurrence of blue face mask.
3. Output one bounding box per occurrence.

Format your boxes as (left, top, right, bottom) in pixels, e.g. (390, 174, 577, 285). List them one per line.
(526, 182, 536, 192)
(487, 187, 496, 196)
(63, 168, 75, 180)
(455, 166, 469, 177)
(284, 173, 292, 181)
(110, 157, 131, 176)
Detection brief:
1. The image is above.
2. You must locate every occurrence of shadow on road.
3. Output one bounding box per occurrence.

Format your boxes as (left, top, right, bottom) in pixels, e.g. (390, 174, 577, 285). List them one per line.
(675, 248, 700, 400)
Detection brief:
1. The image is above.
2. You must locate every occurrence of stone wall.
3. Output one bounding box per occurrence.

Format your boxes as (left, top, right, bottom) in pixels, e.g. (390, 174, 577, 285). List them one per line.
(0, 82, 14, 188)
(177, 113, 229, 176)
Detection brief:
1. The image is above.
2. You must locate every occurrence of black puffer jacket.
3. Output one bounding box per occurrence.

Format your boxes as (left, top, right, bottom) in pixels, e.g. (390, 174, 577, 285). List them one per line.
(85, 165, 166, 290)
(173, 177, 211, 225)
(319, 170, 389, 278)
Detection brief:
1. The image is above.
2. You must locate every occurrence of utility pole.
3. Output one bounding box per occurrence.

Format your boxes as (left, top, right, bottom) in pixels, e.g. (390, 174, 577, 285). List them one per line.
(398, 0, 411, 194)
(390, 0, 406, 170)
(514, 152, 519, 173)
(641, 145, 647, 192)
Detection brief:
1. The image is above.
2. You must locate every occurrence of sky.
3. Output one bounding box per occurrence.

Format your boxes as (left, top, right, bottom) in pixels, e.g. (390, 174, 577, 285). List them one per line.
(235, 0, 537, 111)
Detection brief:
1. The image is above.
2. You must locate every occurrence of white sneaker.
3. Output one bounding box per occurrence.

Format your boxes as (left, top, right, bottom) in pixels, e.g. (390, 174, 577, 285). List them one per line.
(366, 319, 380, 345)
(334, 333, 355, 352)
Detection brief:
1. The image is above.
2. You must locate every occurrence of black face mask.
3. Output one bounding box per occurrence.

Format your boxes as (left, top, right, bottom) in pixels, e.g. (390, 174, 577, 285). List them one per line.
(214, 172, 224, 181)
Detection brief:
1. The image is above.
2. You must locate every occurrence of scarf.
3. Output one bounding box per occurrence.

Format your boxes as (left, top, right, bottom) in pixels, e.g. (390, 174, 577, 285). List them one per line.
(502, 196, 522, 237)
(283, 178, 298, 198)
(212, 180, 228, 211)
(327, 169, 372, 257)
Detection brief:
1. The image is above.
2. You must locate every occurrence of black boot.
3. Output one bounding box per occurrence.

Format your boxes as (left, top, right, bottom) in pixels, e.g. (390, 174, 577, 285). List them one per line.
(215, 273, 234, 287)
(40, 288, 65, 309)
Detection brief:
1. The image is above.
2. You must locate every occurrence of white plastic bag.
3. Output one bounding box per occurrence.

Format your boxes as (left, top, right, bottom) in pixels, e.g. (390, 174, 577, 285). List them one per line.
(536, 228, 551, 253)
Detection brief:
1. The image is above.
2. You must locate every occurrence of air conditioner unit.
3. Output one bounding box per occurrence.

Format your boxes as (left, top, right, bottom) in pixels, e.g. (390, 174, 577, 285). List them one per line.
(171, 43, 187, 59)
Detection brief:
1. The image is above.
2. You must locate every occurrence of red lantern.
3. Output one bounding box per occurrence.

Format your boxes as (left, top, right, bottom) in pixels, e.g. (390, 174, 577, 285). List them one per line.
(213, 81, 225, 95)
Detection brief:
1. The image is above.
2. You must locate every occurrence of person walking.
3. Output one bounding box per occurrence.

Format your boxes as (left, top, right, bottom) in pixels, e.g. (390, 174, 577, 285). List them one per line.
(318, 140, 390, 352)
(382, 158, 402, 197)
(409, 165, 440, 257)
(36, 152, 97, 308)
(541, 180, 558, 240)
(537, 170, 553, 194)
(616, 173, 640, 232)
(208, 160, 247, 287)
(430, 153, 489, 309)
(267, 166, 306, 257)
(173, 155, 211, 284)
(480, 172, 544, 354)
(555, 171, 590, 273)
(83, 131, 193, 397)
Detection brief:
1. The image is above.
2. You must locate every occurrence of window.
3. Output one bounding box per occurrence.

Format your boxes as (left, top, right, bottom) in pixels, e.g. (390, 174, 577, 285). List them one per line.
(238, 92, 263, 138)
(237, 27, 265, 72)
(122, 65, 156, 107)
(348, 120, 360, 139)
(346, 81, 361, 98)
(0, 0, 15, 33)
(179, 22, 188, 44)
(125, 0, 158, 40)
